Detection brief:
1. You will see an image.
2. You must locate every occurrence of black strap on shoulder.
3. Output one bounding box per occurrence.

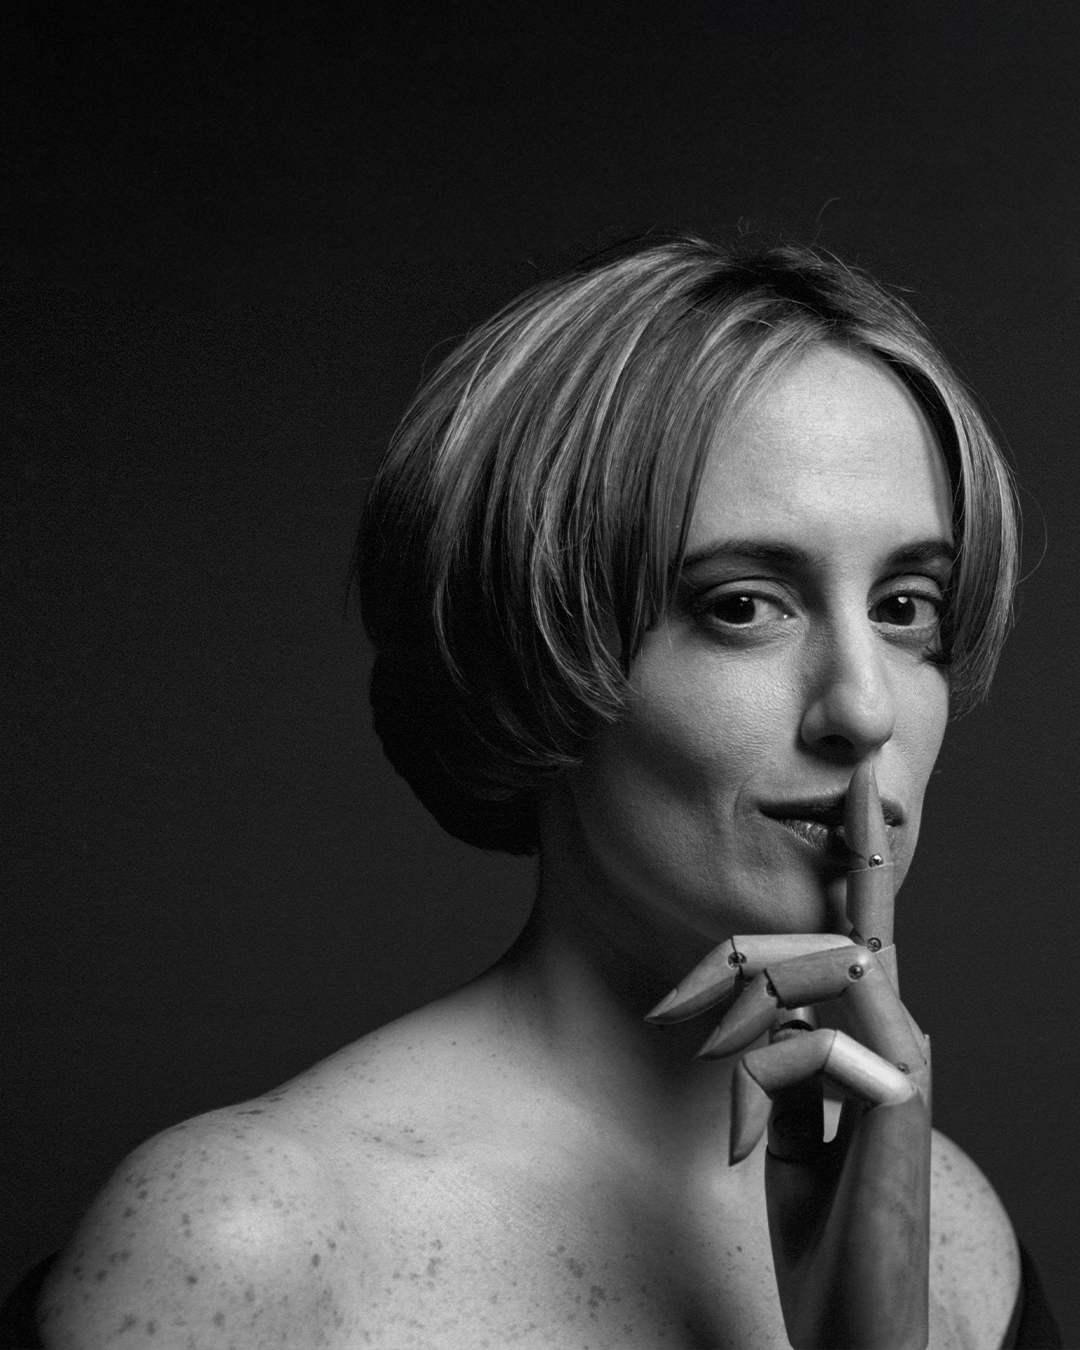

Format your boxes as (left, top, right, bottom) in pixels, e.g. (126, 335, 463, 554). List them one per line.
(1009, 1242, 1064, 1349)
(0, 1252, 54, 1350)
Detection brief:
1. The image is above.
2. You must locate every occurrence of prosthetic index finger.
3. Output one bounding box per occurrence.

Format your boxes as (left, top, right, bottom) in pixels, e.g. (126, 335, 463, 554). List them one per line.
(845, 761, 896, 981)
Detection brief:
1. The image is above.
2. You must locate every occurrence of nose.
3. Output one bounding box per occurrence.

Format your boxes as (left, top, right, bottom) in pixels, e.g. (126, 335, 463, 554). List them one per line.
(799, 620, 897, 762)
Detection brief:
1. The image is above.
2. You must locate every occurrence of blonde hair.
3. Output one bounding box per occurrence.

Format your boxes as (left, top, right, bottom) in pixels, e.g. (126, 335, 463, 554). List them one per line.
(356, 235, 1019, 853)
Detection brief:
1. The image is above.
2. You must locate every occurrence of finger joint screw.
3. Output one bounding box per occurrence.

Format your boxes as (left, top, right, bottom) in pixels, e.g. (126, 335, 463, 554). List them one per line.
(896, 1062, 910, 1073)
(867, 937, 882, 951)
(727, 951, 746, 967)
(869, 854, 884, 867)
(848, 965, 865, 980)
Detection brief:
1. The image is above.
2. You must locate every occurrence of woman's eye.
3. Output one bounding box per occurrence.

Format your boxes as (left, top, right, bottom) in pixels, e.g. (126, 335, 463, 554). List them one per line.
(704, 592, 790, 628)
(871, 593, 940, 629)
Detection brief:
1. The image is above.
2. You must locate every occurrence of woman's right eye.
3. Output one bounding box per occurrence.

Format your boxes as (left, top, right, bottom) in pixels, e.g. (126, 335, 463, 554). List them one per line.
(700, 590, 792, 629)
(711, 593, 759, 625)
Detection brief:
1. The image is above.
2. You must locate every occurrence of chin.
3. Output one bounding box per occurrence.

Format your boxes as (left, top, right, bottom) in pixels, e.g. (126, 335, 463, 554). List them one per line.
(685, 877, 840, 944)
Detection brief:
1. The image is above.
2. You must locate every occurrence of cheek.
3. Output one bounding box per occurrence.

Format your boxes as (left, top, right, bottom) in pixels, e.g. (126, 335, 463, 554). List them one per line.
(624, 659, 770, 792)
(906, 675, 950, 788)
(893, 674, 950, 873)
(579, 651, 793, 830)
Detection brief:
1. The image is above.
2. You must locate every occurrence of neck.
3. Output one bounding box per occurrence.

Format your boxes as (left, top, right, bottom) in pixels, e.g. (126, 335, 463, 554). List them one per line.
(493, 799, 739, 1152)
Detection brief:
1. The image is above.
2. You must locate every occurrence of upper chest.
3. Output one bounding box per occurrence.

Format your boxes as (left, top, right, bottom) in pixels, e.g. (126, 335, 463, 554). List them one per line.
(325, 1131, 794, 1350)
(300, 1120, 988, 1350)
(270, 1039, 1002, 1349)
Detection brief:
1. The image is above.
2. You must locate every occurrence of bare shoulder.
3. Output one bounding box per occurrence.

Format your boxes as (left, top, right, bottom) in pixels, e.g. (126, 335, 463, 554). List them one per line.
(37, 1104, 356, 1349)
(929, 1127, 1020, 1349)
(38, 984, 521, 1349)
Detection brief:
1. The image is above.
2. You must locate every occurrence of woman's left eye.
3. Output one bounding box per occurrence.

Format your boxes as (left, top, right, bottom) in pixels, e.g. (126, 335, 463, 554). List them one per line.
(870, 592, 940, 629)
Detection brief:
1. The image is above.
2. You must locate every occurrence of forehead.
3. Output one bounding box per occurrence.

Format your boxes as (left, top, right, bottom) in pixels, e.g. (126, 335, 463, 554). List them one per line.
(687, 345, 954, 556)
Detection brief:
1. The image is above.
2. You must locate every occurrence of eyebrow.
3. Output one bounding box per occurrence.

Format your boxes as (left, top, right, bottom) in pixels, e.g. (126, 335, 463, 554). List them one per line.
(679, 538, 957, 575)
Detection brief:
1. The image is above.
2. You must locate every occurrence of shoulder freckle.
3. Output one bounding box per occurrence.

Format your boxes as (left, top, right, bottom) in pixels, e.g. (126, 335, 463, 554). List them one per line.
(38, 1106, 353, 1348)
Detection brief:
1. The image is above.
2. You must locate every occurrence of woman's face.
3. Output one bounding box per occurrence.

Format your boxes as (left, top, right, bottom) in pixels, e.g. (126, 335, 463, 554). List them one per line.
(561, 345, 954, 959)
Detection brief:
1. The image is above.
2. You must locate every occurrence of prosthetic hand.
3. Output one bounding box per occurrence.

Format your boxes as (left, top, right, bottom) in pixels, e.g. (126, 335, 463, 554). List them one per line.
(646, 763, 931, 1350)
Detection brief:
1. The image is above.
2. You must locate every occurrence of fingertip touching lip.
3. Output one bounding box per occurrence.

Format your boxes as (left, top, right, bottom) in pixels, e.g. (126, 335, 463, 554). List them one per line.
(759, 793, 905, 830)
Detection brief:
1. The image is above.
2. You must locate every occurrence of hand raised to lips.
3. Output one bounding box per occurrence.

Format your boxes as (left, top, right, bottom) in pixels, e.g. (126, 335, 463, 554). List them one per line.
(645, 761, 932, 1350)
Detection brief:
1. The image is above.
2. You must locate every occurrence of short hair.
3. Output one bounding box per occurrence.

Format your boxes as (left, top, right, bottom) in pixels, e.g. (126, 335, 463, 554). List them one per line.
(355, 234, 1019, 855)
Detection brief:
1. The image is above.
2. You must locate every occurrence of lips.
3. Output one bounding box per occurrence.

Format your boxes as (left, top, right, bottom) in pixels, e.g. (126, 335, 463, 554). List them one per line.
(759, 793, 904, 861)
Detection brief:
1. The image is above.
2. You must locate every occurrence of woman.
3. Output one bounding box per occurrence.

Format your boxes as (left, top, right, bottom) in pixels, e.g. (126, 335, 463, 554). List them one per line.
(34, 236, 1055, 1348)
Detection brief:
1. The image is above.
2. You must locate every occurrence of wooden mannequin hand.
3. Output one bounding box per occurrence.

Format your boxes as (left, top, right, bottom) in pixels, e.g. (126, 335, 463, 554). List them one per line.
(647, 933, 931, 1350)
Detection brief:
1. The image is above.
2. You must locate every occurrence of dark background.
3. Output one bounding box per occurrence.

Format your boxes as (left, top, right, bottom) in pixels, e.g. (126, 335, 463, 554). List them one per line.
(3, 0, 1077, 1339)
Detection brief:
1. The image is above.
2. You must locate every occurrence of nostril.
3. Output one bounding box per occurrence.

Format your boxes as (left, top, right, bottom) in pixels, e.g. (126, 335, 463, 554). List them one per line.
(805, 732, 862, 764)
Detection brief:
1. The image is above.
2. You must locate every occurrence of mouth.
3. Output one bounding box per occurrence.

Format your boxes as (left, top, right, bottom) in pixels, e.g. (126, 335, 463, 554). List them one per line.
(760, 794, 904, 862)
(775, 816, 851, 860)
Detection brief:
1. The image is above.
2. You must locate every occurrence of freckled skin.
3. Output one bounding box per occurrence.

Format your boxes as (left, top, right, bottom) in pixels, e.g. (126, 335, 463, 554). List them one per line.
(39, 351, 1019, 1349)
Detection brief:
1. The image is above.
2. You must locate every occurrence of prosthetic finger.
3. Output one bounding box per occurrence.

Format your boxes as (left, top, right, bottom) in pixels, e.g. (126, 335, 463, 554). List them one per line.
(696, 946, 875, 1057)
(644, 932, 853, 1024)
(766, 1020, 825, 1164)
(841, 764, 930, 1077)
(730, 1029, 917, 1164)
(845, 761, 897, 989)
(695, 943, 926, 1071)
